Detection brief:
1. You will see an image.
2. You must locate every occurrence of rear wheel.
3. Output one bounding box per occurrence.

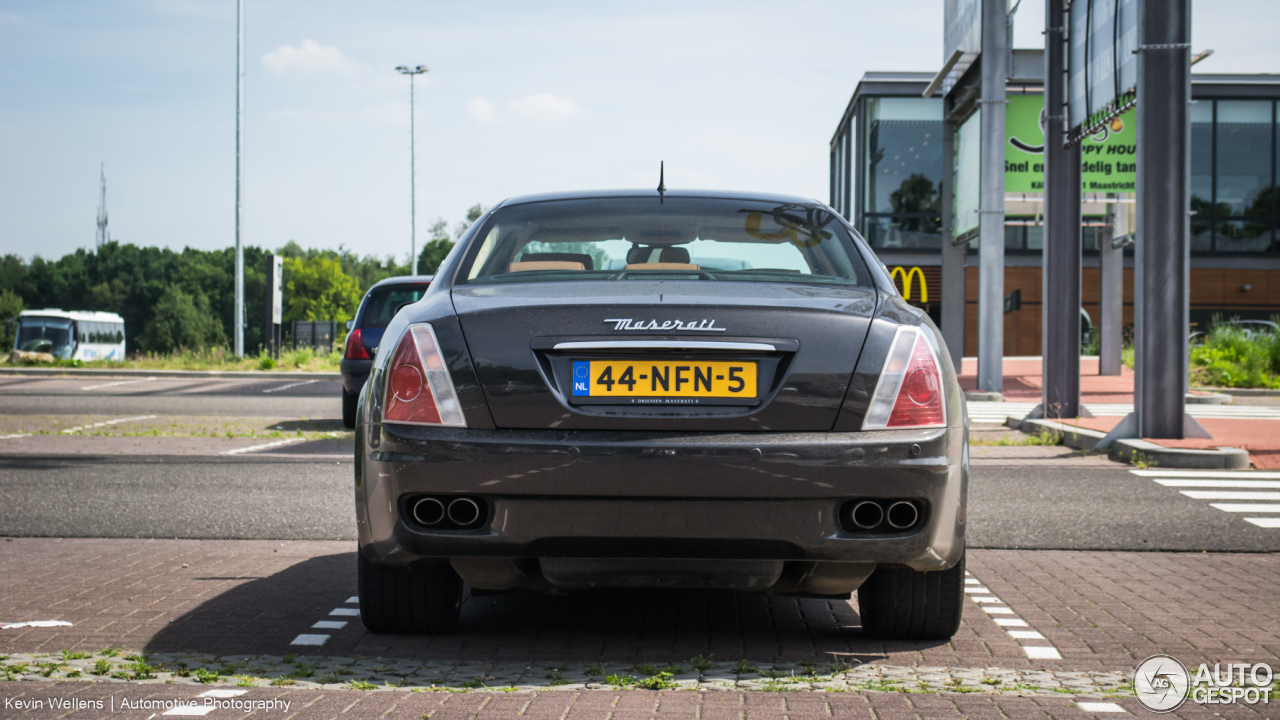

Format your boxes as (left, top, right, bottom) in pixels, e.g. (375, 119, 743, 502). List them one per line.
(342, 388, 358, 429)
(857, 552, 964, 640)
(357, 553, 463, 634)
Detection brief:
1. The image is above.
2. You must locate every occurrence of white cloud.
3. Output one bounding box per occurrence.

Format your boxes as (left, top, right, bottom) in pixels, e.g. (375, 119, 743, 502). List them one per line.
(261, 39, 354, 75)
(467, 97, 497, 123)
(509, 93, 581, 121)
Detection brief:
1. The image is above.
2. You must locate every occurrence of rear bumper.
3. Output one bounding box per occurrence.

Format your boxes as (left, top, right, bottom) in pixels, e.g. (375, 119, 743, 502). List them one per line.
(356, 425, 967, 573)
(339, 358, 373, 394)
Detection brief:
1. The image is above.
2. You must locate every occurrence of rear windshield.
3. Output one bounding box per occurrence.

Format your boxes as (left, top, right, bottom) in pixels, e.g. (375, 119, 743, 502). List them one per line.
(459, 197, 869, 286)
(360, 284, 430, 329)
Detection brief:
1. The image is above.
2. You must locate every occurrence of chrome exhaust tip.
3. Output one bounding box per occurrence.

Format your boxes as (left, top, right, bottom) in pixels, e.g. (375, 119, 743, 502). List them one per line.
(447, 497, 481, 526)
(412, 497, 445, 526)
(886, 501, 919, 529)
(850, 500, 885, 530)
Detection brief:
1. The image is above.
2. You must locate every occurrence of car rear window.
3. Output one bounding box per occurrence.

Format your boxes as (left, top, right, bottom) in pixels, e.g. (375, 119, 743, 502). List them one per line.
(360, 284, 430, 329)
(459, 197, 870, 287)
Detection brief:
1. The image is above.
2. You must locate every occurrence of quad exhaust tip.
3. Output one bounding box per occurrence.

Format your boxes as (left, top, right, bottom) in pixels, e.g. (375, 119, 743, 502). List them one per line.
(412, 497, 445, 526)
(447, 497, 481, 526)
(840, 499, 922, 533)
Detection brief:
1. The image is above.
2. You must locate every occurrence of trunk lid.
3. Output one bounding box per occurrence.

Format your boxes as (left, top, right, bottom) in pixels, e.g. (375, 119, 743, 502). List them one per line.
(452, 281, 877, 431)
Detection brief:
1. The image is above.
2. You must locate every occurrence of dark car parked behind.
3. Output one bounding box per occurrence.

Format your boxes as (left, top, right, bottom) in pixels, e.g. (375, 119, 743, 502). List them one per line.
(340, 275, 433, 427)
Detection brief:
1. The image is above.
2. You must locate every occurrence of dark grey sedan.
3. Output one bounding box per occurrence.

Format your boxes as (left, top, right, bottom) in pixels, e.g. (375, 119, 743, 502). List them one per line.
(353, 190, 968, 639)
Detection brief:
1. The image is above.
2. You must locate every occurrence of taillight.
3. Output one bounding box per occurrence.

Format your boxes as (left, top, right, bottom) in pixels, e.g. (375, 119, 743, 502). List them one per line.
(382, 324, 466, 427)
(862, 327, 947, 430)
(344, 328, 370, 360)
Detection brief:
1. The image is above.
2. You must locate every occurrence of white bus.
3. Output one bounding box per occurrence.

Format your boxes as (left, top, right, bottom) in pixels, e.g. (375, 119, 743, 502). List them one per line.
(13, 309, 126, 361)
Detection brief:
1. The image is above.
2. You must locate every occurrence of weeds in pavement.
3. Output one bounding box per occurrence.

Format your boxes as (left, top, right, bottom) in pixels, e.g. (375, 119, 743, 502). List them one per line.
(60, 650, 92, 661)
(980, 677, 1003, 686)
(1, 663, 29, 681)
(969, 429, 1061, 447)
(99, 647, 119, 657)
(282, 654, 296, 664)
(732, 660, 760, 675)
(349, 680, 376, 691)
(193, 669, 220, 684)
(826, 660, 853, 675)
(36, 662, 64, 678)
(1129, 451, 1158, 469)
(604, 674, 636, 689)
(632, 663, 660, 676)
(91, 659, 112, 676)
(234, 675, 259, 687)
(547, 679, 572, 686)
(689, 655, 715, 672)
(270, 677, 297, 687)
(635, 672, 678, 690)
(583, 663, 605, 676)
(545, 668, 564, 680)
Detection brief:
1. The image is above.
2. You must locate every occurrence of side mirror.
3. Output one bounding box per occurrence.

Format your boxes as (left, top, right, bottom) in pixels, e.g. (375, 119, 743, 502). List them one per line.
(345, 319, 354, 331)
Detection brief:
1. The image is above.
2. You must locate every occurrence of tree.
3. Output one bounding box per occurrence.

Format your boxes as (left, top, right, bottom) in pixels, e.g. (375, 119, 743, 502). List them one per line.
(0, 289, 22, 350)
(283, 256, 361, 324)
(138, 285, 227, 353)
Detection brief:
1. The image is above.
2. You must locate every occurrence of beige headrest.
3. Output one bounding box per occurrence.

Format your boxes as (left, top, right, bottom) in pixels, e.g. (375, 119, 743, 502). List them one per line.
(623, 263, 700, 271)
(508, 261, 585, 273)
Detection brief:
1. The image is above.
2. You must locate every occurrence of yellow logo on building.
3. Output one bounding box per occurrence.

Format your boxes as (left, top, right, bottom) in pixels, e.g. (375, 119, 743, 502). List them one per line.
(890, 266, 928, 303)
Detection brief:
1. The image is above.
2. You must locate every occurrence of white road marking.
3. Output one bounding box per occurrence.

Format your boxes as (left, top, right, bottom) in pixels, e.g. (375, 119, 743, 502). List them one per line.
(1181, 491, 1280, 501)
(965, 570, 1061, 659)
(221, 438, 305, 455)
(197, 690, 247, 698)
(312, 620, 347, 630)
(1022, 646, 1062, 659)
(1077, 701, 1128, 713)
(1, 620, 73, 629)
(1134, 470, 1280, 479)
(972, 597, 1003, 603)
(290, 634, 329, 646)
(1245, 518, 1280, 528)
(82, 377, 156, 391)
(1007, 630, 1045, 640)
(963, 578, 980, 584)
(329, 607, 360, 617)
(263, 380, 318, 394)
(968, 401, 1280, 423)
(993, 618, 1029, 627)
(963, 586, 991, 593)
(60, 415, 156, 434)
(981, 606, 1016, 614)
(0, 434, 31, 440)
(1155, 479, 1280, 488)
(1208, 503, 1280, 512)
(345, 596, 359, 603)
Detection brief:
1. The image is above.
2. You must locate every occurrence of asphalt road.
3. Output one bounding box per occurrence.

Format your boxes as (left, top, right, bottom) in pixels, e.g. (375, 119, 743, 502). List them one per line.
(0, 375, 342, 417)
(1, 453, 1277, 551)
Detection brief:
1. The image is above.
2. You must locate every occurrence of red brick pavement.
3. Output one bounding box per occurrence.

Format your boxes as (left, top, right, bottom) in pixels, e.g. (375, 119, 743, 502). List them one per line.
(1, 540, 1277, 677)
(5, 681, 1263, 720)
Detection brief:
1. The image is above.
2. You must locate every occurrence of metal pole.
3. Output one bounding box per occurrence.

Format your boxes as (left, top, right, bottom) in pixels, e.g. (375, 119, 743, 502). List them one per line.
(940, 113, 965, 369)
(409, 73, 417, 276)
(234, 0, 244, 357)
(977, 0, 1007, 393)
(1099, 202, 1125, 375)
(1134, 0, 1191, 438)
(1040, 0, 1082, 418)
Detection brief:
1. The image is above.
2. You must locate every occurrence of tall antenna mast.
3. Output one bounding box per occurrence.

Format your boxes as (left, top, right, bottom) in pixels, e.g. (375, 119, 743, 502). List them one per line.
(96, 163, 109, 248)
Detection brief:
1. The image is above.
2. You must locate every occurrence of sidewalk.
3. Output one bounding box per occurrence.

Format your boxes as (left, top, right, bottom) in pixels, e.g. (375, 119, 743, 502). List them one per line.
(958, 357, 1280, 469)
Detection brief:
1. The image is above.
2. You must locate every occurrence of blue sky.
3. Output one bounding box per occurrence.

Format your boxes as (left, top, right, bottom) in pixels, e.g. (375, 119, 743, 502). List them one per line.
(1, 0, 1276, 262)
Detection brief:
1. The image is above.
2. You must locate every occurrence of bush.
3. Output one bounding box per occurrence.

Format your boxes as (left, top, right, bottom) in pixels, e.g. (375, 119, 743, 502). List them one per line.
(137, 285, 227, 354)
(1190, 321, 1280, 389)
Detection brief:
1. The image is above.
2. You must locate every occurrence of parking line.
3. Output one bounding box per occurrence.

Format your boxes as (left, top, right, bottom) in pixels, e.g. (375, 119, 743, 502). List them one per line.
(221, 438, 305, 455)
(198, 690, 247, 698)
(162, 707, 214, 717)
(1245, 518, 1280, 528)
(0, 434, 31, 440)
(965, 570, 1061, 659)
(1077, 701, 1128, 713)
(263, 380, 318, 394)
(345, 596, 359, 603)
(1155, 479, 1280, 488)
(60, 415, 156, 434)
(1209, 503, 1280, 512)
(329, 607, 360, 616)
(1181, 490, 1280, 501)
(1133, 470, 1280, 479)
(312, 620, 347, 630)
(289, 633, 329, 646)
(81, 377, 156, 391)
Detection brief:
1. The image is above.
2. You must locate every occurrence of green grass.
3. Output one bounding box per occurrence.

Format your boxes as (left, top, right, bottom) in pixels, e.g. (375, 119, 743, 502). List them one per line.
(969, 429, 1061, 447)
(6, 346, 342, 373)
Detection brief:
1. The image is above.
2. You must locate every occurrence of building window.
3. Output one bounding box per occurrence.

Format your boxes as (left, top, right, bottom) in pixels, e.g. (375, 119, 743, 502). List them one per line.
(1192, 99, 1277, 253)
(860, 96, 944, 250)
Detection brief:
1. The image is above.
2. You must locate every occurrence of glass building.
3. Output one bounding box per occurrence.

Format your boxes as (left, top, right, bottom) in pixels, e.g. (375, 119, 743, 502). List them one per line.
(830, 61, 1280, 356)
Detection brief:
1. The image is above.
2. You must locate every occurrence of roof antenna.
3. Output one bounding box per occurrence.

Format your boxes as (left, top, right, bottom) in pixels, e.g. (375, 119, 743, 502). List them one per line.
(657, 161, 665, 203)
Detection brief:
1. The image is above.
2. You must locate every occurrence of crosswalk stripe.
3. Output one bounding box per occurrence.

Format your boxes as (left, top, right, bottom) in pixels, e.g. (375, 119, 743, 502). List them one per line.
(1209, 503, 1280, 512)
(1181, 491, 1280, 500)
(968, 401, 1280, 423)
(1135, 470, 1280, 479)
(1155, 479, 1280, 488)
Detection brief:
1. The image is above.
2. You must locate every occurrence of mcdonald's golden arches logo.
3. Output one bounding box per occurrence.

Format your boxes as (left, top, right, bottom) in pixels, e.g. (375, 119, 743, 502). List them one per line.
(889, 266, 929, 303)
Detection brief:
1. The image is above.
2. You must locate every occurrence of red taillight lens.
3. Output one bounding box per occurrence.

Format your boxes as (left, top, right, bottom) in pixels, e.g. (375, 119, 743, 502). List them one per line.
(382, 324, 467, 427)
(862, 327, 947, 430)
(344, 328, 370, 360)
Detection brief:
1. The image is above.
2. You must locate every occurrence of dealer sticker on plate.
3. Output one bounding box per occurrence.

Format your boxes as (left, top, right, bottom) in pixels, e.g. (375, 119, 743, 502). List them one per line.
(571, 359, 757, 403)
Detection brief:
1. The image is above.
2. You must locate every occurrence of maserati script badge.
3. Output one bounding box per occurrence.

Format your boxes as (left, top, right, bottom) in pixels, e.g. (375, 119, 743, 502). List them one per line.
(604, 318, 726, 332)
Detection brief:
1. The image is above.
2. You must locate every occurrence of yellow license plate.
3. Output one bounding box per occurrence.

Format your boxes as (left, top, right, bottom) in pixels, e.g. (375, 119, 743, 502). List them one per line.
(571, 360, 757, 399)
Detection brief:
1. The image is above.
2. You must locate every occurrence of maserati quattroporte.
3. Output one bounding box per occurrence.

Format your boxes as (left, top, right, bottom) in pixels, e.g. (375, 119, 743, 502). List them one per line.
(353, 189, 968, 639)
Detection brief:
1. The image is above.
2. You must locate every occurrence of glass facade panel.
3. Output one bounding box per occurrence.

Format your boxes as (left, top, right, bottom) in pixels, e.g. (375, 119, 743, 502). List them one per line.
(862, 97, 944, 215)
(863, 216, 941, 250)
(1216, 219, 1274, 253)
(1190, 100, 1214, 250)
(1215, 101, 1273, 217)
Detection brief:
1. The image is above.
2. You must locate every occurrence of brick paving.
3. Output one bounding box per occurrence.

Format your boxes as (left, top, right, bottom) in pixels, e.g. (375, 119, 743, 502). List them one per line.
(8, 680, 1264, 720)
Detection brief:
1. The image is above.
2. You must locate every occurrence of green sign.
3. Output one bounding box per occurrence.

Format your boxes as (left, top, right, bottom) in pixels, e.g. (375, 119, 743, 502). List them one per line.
(1005, 93, 1136, 193)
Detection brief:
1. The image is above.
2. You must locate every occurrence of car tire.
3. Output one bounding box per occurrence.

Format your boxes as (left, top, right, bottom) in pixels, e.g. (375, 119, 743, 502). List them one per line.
(357, 553, 463, 634)
(342, 388, 358, 429)
(857, 552, 964, 640)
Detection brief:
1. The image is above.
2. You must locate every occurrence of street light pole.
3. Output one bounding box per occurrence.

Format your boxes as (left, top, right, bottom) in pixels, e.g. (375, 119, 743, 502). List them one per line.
(234, 0, 245, 357)
(395, 65, 428, 275)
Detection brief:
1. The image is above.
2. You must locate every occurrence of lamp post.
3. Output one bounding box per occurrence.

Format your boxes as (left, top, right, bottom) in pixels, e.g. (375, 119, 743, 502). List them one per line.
(395, 64, 428, 275)
(234, 0, 245, 357)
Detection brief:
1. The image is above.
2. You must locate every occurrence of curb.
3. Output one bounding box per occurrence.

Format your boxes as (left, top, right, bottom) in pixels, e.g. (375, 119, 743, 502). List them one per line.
(965, 391, 1005, 402)
(1190, 387, 1280, 398)
(1006, 416, 1251, 469)
(1185, 391, 1233, 405)
(0, 367, 342, 380)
